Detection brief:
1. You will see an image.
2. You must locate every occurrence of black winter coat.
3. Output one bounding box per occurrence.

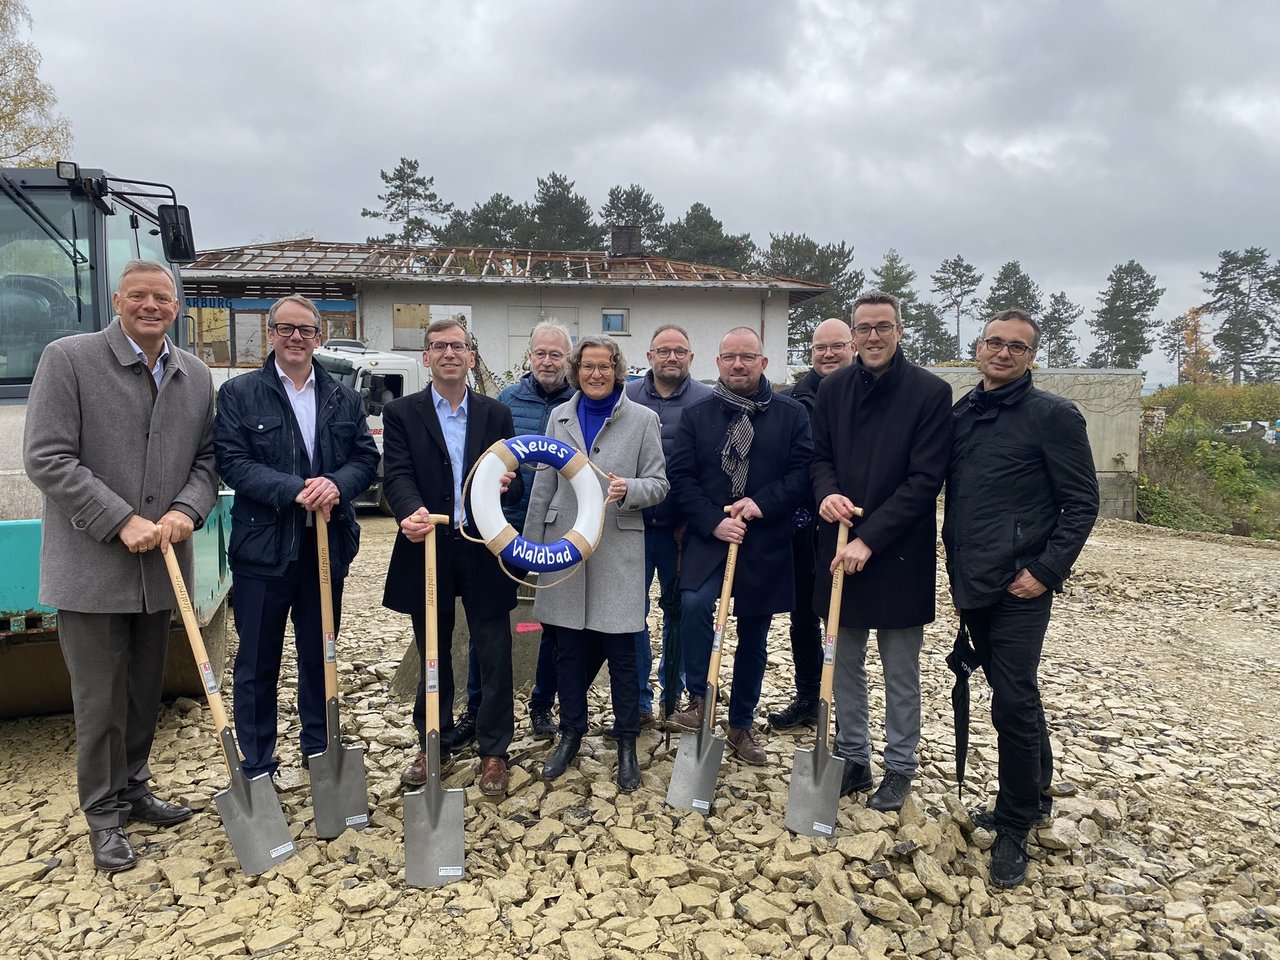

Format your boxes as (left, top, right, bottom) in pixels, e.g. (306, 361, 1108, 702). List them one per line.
(943, 372, 1099, 609)
(380, 388, 522, 617)
(214, 354, 379, 580)
(810, 351, 953, 629)
(666, 386, 812, 617)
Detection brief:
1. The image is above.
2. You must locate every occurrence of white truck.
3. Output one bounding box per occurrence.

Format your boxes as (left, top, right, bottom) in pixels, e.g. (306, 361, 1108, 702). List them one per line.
(313, 343, 431, 513)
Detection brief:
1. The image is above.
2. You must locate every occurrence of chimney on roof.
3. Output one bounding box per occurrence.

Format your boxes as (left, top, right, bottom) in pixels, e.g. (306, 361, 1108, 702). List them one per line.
(609, 224, 643, 258)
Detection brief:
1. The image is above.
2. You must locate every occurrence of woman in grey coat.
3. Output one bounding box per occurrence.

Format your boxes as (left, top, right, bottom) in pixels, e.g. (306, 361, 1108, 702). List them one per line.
(524, 335, 668, 791)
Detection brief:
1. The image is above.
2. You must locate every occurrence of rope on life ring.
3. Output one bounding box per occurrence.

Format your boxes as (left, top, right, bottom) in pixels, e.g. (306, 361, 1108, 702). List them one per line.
(464, 434, 606, 584)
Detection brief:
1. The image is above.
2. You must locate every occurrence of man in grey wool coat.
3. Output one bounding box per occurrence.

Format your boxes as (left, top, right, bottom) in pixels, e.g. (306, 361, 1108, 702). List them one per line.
(23, 259, 219, 874)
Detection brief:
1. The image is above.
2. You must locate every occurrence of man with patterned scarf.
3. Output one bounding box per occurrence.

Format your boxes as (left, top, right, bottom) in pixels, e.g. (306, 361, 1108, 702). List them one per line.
(664, 327, 813, 764)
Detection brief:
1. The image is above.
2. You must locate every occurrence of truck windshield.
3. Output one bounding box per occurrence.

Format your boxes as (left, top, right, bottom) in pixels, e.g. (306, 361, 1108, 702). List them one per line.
(0, 188, 93, 385)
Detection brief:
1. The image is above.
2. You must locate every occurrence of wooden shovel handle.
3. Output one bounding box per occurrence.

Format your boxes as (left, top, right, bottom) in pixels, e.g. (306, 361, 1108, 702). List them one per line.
(818, 523, 850, 705)
(162, 545, 236, 773)
(315, 511, 339, 700)
(706, 506, 743, 727)
(422, 513, 451, 737)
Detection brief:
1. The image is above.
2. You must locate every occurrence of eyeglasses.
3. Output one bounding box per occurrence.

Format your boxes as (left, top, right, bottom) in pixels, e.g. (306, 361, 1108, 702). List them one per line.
(651, 346, 690, 359)
(812, 341, 851, 354)
(980, 337, 1033, 357)
(718, 352, 761, 365)
(531, 349, 565, 362)
(579, 363, 614, 375)
(427, 340, 471, 354)
(852, 322, 897, 339)
(270, 322, 321, 340)
(125, 292, 177, 305)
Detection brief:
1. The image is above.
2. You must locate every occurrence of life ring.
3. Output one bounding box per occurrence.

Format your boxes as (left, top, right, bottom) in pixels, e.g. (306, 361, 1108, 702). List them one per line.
(470, 434, 604, 573)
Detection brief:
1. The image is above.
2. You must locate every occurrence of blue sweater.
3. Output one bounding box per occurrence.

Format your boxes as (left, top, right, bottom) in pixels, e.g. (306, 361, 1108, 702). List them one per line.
(497, 372, 574, 531)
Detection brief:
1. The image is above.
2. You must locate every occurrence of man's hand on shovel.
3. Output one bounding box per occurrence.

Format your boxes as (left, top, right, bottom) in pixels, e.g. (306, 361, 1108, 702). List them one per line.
(819, 494, 868, 575)
(297, 476, 340, 520)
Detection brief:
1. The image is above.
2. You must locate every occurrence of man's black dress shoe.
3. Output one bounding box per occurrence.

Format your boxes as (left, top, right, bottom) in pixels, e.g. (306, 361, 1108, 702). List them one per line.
(129, 793, 194, 827)
(90, 826, 137, 873)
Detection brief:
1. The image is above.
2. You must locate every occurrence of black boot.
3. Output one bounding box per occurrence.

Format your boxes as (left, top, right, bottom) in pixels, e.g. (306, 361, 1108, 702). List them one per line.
(616, 737, 641, 792)
(541, 730, 582, 781)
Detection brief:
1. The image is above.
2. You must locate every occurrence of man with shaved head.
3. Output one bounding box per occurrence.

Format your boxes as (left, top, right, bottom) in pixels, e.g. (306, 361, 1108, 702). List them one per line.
(768, 317, 855, 731)
(665, 327, 812, 764)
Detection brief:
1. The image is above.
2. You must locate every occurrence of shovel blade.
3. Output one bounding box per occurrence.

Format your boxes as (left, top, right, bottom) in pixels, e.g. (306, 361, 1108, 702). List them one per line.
(213, 770, 297, 876)
(309, 741, 370, 840)
(404, 782, 466, 888)
(665, 729, 725, 813)
(784, 742, 846, 838)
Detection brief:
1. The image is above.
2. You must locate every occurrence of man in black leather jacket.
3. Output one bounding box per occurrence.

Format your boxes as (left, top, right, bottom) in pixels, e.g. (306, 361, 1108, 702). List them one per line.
(943, 308, 1099, 889)
(214, 295, 378, 780)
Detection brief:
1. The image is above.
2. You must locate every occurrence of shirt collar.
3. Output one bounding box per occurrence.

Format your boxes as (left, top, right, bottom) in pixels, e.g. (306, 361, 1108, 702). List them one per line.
(274, 358, 315, 389)
(432, 384, 468, 415)
(124, 333, 170, 368)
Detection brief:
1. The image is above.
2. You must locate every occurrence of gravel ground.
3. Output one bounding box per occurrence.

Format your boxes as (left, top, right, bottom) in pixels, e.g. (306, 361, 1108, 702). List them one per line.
(1, 514, 1278, 959)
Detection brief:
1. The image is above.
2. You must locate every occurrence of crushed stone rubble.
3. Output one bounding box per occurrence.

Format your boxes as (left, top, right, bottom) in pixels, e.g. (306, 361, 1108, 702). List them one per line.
(1, 516, 1278, 958)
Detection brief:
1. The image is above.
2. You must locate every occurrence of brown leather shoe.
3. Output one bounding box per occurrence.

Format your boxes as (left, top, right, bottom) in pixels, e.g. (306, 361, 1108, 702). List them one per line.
(664, 697, 704, 733)
(401, 751, 428, 787)
(478, 756, 509, 797)
(727, 726, 767, 765)
(639, 711, 656, 730)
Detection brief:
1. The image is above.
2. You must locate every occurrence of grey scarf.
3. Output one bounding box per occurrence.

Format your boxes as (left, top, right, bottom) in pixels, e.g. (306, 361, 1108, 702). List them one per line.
(713, 380, 771, 498)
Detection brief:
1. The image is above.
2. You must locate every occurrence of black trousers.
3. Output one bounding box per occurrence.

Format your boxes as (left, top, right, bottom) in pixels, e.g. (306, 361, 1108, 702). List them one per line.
(964, 591, 1055, 837)
(59, 608, 171, 829)
(789, 525, 823, 700)
(232, 526, 340, 779)
(411, 536, 513, 759)
(554, 626, 640, 737)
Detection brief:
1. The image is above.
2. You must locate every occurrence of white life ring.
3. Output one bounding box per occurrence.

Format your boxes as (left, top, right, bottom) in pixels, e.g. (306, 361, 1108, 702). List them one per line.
(470, 434, 604, 573)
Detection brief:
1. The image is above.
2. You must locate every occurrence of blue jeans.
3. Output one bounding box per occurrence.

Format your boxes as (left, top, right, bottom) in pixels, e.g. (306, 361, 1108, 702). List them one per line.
(634, 525, 682, 714)
(680, 565, 771, 730)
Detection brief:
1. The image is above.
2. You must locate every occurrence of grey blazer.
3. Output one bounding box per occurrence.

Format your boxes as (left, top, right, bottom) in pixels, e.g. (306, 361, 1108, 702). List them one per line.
(526, 389, 668, 634)
(24, 319, 218, 613)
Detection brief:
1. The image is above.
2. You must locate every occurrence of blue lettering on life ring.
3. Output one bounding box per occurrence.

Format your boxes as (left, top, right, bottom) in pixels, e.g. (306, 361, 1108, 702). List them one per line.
(499, 535, 584, 573)
(503, 435, 576, 470)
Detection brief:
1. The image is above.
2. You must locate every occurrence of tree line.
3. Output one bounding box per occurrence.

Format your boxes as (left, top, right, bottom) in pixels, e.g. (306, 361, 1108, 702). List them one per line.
(364, 158, 1280, 380)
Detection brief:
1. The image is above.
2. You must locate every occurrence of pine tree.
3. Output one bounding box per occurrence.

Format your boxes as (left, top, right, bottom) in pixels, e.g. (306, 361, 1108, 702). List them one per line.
(360, 157, 454, 245)
(1199, 247, 1280, 385)
(526, 172, 604, 251)
(1158, 307, 1215, 384)
(902, 301, 959, 365)
(599, 184, 665, 248)
(1039, 292, 1083, 367)
(1087, 260, 1164, 368)
(983, 261, 1044, 319)
(654, 202, 755, 273)
(437, 193, 532, 248)
(929, 255, 982, 361)
(755, 232, 863, 364)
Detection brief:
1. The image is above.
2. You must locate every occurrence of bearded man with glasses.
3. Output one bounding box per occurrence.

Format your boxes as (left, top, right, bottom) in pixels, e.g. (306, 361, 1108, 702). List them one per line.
(943, 308, 1098, 888)
(810, 291, 952, 813)
(214, 294, 378, 784)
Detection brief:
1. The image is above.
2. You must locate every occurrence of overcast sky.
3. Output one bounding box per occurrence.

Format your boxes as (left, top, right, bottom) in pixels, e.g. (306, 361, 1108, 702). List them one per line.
(30, 0, 1280, 385)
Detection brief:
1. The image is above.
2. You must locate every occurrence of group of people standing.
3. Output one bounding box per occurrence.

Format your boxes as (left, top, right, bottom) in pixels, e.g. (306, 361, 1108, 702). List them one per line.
(25, 260, 1098, 891)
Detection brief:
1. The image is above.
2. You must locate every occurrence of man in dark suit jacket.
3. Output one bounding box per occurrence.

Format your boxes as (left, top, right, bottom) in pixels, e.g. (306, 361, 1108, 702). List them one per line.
(381, 318, 521, 797)
(811, 291, 953, 813)
(664, 327, 812, 765)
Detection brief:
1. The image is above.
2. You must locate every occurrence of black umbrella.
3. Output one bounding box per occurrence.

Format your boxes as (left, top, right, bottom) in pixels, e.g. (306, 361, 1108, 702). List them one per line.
(945, 618, 983, 798)
(659, 553, 684, 747)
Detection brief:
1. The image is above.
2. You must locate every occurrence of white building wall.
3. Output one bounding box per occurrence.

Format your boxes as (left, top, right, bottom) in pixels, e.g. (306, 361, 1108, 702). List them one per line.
(356, 281, 795, 384)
